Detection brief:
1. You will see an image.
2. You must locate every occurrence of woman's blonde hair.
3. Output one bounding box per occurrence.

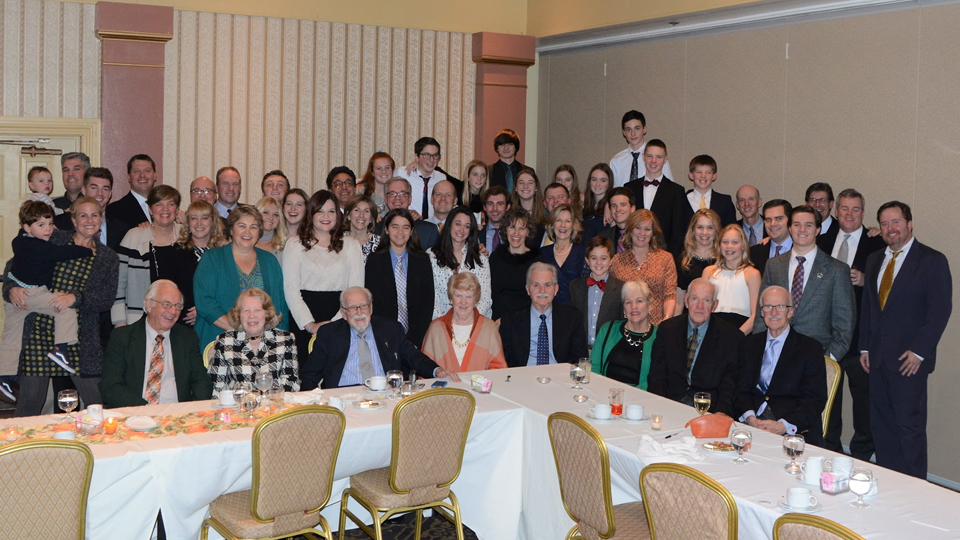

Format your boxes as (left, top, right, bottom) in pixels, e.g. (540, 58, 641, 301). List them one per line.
(545, 204, 582, 244)
(227, 288, 283, 331)
(621, 209, 663, 252)
(712, 224, 753, 275)
(177, 200, 226, 249)
(681, 209, 720, 270)
(446, 271, 481, 303)
(255, 196, 286, 252)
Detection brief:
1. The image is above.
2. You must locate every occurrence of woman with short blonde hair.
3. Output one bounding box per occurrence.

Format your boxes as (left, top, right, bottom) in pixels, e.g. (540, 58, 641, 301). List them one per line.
(422, 272, 506, 373)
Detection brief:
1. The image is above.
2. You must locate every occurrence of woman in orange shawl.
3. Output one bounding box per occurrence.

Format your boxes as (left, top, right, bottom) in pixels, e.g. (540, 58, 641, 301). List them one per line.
(422, 272, 506, 373)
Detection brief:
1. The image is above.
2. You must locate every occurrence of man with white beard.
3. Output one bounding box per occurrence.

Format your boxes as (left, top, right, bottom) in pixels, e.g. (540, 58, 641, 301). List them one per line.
(300, 286, 459, 389)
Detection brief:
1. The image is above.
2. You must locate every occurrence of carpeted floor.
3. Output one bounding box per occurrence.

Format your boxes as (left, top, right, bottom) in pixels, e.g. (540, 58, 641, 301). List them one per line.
(298, 513, 479, 540)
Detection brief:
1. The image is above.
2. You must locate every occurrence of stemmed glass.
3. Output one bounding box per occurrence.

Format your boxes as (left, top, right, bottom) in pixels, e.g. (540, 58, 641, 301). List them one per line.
(731, 428, 752, 465)
(255, 370, 274, 398)
(570, 362, 586, 390)
(693, 392, 711, 416)
(57, 389, 79, 422)
(387, 370, 404, 399)
(782, 433, 805, 475)
(849, 468, 873, 508)
(235, 382, 258, 419)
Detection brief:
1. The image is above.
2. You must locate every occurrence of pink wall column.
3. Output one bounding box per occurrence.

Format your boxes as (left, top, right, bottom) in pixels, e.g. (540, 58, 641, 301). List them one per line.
(471, 32, 536, 165)
(96, 2, 173, 197)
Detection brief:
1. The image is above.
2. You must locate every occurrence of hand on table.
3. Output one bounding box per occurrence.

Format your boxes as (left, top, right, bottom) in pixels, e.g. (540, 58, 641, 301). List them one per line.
(436, 369, 461, 383)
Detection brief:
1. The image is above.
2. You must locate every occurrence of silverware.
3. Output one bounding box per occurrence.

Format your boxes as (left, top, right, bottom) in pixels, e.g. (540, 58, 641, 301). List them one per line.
(505, 375, 511, 382)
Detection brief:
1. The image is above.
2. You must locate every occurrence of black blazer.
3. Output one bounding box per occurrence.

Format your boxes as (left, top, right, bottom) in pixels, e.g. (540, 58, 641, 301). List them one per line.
(498, 303, 588, 368)
(597, 226, 627, 255)
(489, 160, 523, 191)
(54, 212, 131, 252)
(374, 219, 438, 251)
(623, 177, 686, 253)
(364, 250, 434, 348)
(680, 190, 738, 229)
(648, 315, 742, 416)
(735, 328, 826, 446)
(302, 316, 440, 390)
(839, 227, 886, 352)
(815, 218, 841, 252)
(569, 276, 624, 341)
(108, 192, 150, 229)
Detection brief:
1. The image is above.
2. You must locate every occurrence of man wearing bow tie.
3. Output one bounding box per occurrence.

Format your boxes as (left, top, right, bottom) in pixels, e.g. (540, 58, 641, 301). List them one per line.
(623, 139, 686, 253)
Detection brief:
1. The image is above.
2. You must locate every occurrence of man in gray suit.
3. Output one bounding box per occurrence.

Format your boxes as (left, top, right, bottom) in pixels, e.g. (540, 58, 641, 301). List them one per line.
(754, 205, 855, 361)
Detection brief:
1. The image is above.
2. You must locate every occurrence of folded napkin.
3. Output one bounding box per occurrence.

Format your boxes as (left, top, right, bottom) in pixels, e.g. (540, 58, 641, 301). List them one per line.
(285, 388, 324, 405)
(637, 435, 705, 465)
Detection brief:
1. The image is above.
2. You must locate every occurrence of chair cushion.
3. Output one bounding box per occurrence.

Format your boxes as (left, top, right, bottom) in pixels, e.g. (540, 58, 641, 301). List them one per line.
(209, 490, 321, 538)
(350, 467, 451, 508)
(579, 501, 650, 540)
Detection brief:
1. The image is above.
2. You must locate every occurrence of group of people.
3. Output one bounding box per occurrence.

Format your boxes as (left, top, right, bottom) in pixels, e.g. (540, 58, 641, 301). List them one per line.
(0, 111, 950, 481)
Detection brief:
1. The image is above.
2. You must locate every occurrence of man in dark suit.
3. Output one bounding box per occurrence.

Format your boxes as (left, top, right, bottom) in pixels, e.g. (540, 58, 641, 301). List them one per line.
(755, 205, 855, 362)
(679, 155, 738, 228)
(365, 209, 435, 348)
(99, 280, 212, 407)
(749, 199, 793, 275)
(806, 182, 840, 251)
(822, 189, 886, 458)
(737, 285, 827, 446)
(649, 278, 742, 416)
(596, 187, 636, 256)
(54, 167, 130, 251)
(478, 186, 510, 250)
(301, 287, 456, 390)
(499, 262, 588, 367)
(736, 184, 766, 247)
(860, 201, 952, 478)
(623, 139, 686, 253)
(108, 154, 157, 229)
(570, 236, 623, 345)
(374, 177, 439, 250)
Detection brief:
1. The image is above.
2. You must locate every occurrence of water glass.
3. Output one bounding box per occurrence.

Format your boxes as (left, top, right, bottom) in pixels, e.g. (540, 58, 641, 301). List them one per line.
(57, 389, 79, 423)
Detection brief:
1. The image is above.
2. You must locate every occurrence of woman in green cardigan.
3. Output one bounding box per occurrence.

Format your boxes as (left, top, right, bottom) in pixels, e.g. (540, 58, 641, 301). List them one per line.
(591, 280, 658, 390)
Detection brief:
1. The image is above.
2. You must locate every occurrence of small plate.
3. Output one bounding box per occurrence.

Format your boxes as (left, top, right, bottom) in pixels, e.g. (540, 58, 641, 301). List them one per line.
(338, 393, 361, 404)
(620, 415, 651, 424)
(125, 416, 159, 431)
(701, 442, 737, 454)
(585, 411, 619, 424)
(79, 408, 123, 419)
(363, 388, 389, 395)
(353, 400, 384, 411)
(778, 499, 822, 514)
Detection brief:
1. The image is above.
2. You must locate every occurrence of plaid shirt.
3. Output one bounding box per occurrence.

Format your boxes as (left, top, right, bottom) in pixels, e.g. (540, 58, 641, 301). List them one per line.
(209, 328, 300, 393)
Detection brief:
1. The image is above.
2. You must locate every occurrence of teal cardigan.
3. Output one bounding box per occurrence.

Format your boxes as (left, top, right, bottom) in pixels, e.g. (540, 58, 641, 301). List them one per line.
(193, 245, 289, 349)
(590, 319, 658, 390)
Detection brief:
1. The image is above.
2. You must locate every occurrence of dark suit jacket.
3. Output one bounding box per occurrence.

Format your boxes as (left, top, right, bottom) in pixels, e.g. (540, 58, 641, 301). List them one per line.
(837, 227, 886, 352)
(735, 328, 826, 446)
(375, 219, 438, 251)
(54, 212, 131, 252)
(489, 160, 523, 191)
(302, 316, 440, 389)
(860, 240, 952, 374)
(598, 226, 627, 255)
(99, 318, 213, 407)
(623, 177, 686, 253)
(108, 192, 150, 229)
(815, 218, 840, 253)
(649, 315, 742, 416)
(569, 276, 624, 340)
(365, 250, 434, 348)
(498, 303, 588, 367)
(680, 190, 738, 229)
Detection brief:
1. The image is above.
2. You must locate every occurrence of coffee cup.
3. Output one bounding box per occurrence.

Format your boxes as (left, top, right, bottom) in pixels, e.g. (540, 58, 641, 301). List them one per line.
(625, 404, 644, 421)
(365, 376, 387, 391)
(590, 404, 613, 420)
(828, 456, 854, 476)
(800, 456, 824, 485)
(53, 431, 76, 440)
(218, 390, 236, 407)
(327, 396, 344, 411)
(786, 487, 818, 509)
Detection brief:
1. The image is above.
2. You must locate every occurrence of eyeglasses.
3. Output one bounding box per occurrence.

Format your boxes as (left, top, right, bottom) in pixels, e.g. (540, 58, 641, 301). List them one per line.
(342, 302, 370, 314)
(332, 180, 355, 189)
(807, 197, 829, 204)
(386, 191, 410, 198)
(151, 299, 185, 311)
(418, 152, 441, 160)
(191, 189, 215, 195)
(760, 304, 792, 313)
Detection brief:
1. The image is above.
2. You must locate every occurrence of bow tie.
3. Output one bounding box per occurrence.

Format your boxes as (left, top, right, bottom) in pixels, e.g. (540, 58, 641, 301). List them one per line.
(587, 277, 606, 291)
(642, 179, 660, 187)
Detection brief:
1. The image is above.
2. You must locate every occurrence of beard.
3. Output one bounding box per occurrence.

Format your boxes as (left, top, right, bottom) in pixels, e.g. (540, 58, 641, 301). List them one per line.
(350, 314, 370, 333)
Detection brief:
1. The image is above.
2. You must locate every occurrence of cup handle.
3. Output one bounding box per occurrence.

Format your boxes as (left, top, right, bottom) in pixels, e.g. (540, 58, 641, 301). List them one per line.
(800, 462, 807, 472)
(588, 407, 595, 416)
(364, 379, 371, 389)
(809, 495, 818, 506)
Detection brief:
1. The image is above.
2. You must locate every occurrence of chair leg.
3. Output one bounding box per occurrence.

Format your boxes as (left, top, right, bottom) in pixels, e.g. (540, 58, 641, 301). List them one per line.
(414, 509, 423, 540)
(448, 491, 464, 540)
(338, 490, 350, 540)
(200, 522, 208, 540)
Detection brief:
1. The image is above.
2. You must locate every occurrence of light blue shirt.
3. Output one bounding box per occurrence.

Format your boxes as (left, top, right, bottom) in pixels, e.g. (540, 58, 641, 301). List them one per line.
(739, 326, 797, 434)
(527, 305, 557, 366)
(686, 317, 710, 385)
(339, 326, 385, 387)
(769, 237, 793, 258)
(586, 277, 606, 346)
(388, 249, 409, 275)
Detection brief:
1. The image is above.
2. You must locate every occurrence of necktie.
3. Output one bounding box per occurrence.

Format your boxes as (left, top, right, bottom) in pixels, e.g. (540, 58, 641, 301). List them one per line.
(586, 277, 606, 291)
(759, 338, 778, 394)
(395, 257, 408, 332)
(617, 229, 625, 253)
(685, 327, 699, 385)
(491, 228, 500, 251)
(836, 233, 851, 265)
(699, 196, 707, 210)
(791, 256, 806, 311)
(536, 314, 549, 365)
(420, 175, 430, 218)
(629, 152, 641, 182)
(775, 244, 782, 257)
(748, 226, 758, 247)
(145, 335, 164, 404)
(879, 250, 902, 310)
(437, 222, 443, 234)
(357, 333, 376, 380)
(642, 178, 660, 187)
(505, 166, 514, 193)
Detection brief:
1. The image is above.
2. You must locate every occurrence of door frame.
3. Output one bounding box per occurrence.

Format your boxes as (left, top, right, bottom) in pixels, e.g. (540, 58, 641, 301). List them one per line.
(0, 116, 101, 165)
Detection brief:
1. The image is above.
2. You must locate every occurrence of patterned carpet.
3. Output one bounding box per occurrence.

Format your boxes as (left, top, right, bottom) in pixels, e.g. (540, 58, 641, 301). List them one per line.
(303, 513, 479, 539)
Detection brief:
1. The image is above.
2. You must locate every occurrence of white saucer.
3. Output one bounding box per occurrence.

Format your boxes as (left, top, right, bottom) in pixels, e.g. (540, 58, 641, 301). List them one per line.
(620, 415, 651, 424)
(778, 499, 822, 514)
(125, 416, 159, 431)
(79, 408, 123, 418)
(363, 388, 389, 395)
(797, 473, 821, 487)
(585, 411, 619, 424)
(353, 400, 384, 411)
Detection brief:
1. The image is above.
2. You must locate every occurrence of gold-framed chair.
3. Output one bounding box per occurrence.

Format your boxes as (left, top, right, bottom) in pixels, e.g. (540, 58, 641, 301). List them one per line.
(548, 412, 650, 540)
(308, 334, 317, 354)
(338, 388, 475, 540)
(201, 405, 346, 540)
(0, 439, 93, 540)
(203, 341, 215, 368)
(639, 463, 738, 540)
(823, 356, 842, 437)
(774, 513, 866, 540)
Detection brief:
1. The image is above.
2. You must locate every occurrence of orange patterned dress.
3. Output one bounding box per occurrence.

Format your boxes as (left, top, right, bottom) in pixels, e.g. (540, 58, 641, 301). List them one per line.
(610, 248, 678, 325)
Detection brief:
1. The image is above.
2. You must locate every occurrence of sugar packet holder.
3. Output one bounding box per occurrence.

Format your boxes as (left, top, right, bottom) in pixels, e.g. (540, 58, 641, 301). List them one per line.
(471, 375, 493, 394)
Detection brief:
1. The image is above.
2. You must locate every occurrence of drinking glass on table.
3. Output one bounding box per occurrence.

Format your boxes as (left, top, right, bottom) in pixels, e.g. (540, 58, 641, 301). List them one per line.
(235, 382, 258, 417)
(693, 392, 711, 415)
(387, 370, 404, 399)
(57, 389, 79, 422)
(608, 388, 624, 416)
(731, 428, 752, 465)
(255, 369, 274, 397)
(849, 468, 873, 508)
(578, 357, 591, 385)
(570, 362, 586, 390)
(783, 433, 805, 475)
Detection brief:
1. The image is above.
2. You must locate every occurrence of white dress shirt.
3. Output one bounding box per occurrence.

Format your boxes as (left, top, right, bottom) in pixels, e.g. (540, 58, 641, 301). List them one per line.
(641, 175, 664, 210)
(818, 215, 834, 235)
(787, 248, 817, 293)
(876, 236, 915, 287)
(609, 144, 674, 188)
(687, 189, 712, 212)
(132, 191, 151, 223)
(830, 227, 863, 267)
(398, 168, 447, 220)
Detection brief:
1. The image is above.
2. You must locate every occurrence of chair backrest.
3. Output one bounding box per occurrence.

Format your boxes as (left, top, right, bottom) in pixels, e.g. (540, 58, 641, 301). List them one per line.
(251, 405, 346, 522)
(203, 341, 215, 368)
(389, 388, 475, 493)
(308, 334, 317, 354)
(640, 463, 738, 540)
(822, 356, 842, 436)
(0, 439, 93, 540)
(774, 513, 866, 540)
(547, 412, 616, 538)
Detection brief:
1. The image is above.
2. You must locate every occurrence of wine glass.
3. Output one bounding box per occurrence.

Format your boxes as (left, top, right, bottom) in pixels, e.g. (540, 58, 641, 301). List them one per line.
(57, 389, 79, 422)
(782, 433, 805, 475)
(570, 363, 586, 390)
(731, 428, 752, 465)
(255, 369, 274, 397)
(693, 392, 711, 416)
(387, 370, 404, 399)
(235, 382, 257, 418)
(849, 468, 873, 508)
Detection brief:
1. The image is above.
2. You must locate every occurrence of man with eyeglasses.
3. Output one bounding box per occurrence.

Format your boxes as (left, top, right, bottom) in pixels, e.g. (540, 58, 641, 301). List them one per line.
(326, 166, 357, 212)
(374, 177, 439, 249)
(804, 182, 839, 247)
(301, 286, 459, 389)
(397, 137, 447, 221)
(189, 176, 217, 206)
(736, 285, 826, 445)
(100, 279, 212, 407)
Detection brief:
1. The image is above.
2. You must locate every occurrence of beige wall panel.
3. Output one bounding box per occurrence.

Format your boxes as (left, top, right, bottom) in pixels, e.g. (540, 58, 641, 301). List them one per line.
(460, 33, 474, 169)
(231, 16, 249, 190)
(213, 13, 233, 171)
(41, 1, 62, 117)
(447, 32, 463, 176)
(433, 32, 449, 157)
(684, 26, 788, 195)
(375, 27, 392, 153)
(543, 49, 606, 178)
(403, 29, 421, 163)
(419, 31, 436, 144)
(2, 1, 22, 115)
(195, 12, 216, 177)
(262, 18, 282, 175)
(536, 56, 550, 176)
(312, 22, 330, 190)
(390, 28, 407, 158)
(246, 16, 266, 184)
(344, 24, 362, 170)
(80, 4, 99, 118)
(162, 11, 179, 184)
(279, 18, 299, 176)
(296, 20, 316, 191)
(60, 2, 81, 117)
(359, 25, 377, 164)
(328, 23, 347, 172)
(21, 0, 40, 117)
(176, 11, 198, 183)
(783, 11, 919, 207)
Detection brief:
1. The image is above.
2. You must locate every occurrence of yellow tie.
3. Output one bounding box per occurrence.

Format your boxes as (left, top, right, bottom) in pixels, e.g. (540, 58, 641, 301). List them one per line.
(699, 196, 707, 210)
(878, 250, 902, 310)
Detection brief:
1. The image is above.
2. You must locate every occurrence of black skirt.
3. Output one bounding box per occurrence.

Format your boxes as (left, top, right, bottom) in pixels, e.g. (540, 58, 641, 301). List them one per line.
(292, 290, 342, 365)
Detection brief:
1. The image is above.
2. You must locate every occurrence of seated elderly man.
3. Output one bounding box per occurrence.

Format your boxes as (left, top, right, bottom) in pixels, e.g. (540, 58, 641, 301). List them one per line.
(100, 279, 212, 407)
(498, 262, 588, 367)
(301, 286, 459, 390)
(735, 285, 827, 446)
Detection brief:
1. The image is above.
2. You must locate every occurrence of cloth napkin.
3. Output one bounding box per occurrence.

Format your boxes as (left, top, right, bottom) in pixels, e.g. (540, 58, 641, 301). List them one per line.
(285, 388, 324, 405)
(637, 435, 705, 465)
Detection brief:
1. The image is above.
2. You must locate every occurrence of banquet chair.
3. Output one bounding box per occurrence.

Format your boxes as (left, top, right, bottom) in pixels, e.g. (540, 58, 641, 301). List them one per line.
(203, 341, 215, 368)
(548, 412, 650, 540)
(0, 439, 93, 540)
(822, 356, 842, 437)
(639, 463, 737, 540)
(774, 513, 866, 540)
(201, 405, 346, 540)
(338, 388, 475, 540)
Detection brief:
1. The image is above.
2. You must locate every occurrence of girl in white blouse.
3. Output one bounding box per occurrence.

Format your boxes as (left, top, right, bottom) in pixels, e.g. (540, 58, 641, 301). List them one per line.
(702, 224, 761, 334)
(428, 207, 492, 319)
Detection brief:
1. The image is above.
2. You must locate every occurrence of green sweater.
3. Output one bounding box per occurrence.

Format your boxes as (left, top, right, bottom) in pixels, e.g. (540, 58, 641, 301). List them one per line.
(590, 319, 658, 390)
